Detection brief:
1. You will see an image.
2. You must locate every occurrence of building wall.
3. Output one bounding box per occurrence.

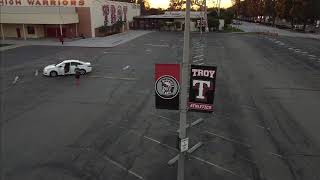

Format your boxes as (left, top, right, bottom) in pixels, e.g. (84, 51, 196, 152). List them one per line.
(90, 0, 140, 37)
(1, 24, 45, 38)
(2, 24, 21, 38)
(25, 25, 45, 38)
(76, 7, 92, 38)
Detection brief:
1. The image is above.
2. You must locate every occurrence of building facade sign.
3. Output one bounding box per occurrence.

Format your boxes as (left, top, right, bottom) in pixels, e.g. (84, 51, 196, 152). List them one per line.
(0, 0, 89, 7)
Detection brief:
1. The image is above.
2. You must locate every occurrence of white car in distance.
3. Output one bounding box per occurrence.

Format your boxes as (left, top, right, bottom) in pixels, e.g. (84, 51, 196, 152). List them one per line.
(43, 60, 92, 77)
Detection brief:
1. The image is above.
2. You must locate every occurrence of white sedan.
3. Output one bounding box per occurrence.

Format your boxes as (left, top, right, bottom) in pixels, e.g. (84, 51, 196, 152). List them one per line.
(43, 60, 92, 77)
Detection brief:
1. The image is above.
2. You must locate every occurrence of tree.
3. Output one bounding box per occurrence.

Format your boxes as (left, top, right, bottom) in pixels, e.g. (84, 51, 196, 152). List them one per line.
(168, 0, 185, 10)
(290, 0, 318, 31)
(263, 0, 276, 25)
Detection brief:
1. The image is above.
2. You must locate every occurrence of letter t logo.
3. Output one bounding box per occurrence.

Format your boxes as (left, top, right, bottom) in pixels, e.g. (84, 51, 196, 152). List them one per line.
(193, 80, 210, 99)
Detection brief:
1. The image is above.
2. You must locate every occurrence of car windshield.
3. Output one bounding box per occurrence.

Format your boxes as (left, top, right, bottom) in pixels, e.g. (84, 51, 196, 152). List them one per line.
(1, 1, 320, 180)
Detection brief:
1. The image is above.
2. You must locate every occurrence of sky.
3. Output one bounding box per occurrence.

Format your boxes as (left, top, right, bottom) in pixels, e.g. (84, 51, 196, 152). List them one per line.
(148, 0, 233, 9)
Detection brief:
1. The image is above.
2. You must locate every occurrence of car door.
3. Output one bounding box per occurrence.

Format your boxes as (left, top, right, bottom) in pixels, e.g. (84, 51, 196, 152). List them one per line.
(63, 62, 72, 75)
(56, 63, 65, 75)
(70, 62, 81, 74)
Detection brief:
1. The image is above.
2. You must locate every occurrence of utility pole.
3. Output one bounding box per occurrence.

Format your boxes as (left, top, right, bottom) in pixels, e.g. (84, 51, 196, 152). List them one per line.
(218, 0, 221, 17)
(177, 0, 191, 179)
(200, 4, 203, 35)
(204, 0, 209, 32)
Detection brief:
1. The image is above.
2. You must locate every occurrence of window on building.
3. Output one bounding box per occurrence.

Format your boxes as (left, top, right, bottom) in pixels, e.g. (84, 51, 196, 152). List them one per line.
(27, 26, 35, 34)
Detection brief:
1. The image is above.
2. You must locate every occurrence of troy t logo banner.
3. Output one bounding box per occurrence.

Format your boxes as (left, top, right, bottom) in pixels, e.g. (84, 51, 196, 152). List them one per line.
(188, 65, 217, 112)
(155, 64, 180, 110)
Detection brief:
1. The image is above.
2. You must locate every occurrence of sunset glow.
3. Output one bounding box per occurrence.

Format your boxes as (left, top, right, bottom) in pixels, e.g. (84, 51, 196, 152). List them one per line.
(148, 0, 232, 9)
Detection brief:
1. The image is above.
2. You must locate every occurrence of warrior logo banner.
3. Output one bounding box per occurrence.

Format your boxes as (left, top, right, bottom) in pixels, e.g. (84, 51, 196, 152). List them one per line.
(155, 64, 180, 110)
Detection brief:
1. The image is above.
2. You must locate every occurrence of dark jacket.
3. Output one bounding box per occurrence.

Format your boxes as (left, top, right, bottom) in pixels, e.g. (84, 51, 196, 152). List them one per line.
(75, 68, 80, 79)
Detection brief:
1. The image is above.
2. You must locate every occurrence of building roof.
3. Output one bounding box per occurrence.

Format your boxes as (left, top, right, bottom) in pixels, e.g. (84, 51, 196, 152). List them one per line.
(135, 11, 206, 20)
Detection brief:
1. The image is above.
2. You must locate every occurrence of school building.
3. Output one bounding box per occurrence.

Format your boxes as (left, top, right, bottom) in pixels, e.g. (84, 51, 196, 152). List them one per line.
(0, 0, 141, 40)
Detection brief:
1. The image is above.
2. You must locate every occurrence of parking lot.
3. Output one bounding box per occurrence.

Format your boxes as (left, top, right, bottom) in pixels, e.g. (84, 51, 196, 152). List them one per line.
(1, 32, 320, 180)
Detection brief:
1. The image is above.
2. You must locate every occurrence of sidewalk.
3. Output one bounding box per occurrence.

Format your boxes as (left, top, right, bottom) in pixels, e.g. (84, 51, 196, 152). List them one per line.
(0, 30, 151, 49)
(234, 21, 320, 40)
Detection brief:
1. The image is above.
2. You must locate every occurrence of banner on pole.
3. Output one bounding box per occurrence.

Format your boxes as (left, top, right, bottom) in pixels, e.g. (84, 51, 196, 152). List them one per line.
(155, 64, 180, 110)
(188, 65, 217, 112)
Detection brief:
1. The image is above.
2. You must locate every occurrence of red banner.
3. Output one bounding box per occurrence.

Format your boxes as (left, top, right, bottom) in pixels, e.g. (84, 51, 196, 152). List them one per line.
(155, 64, 180, 110)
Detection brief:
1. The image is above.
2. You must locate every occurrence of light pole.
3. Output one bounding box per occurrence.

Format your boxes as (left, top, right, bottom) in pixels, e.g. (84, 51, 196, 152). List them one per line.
(204, 0, 209, 32)
(177, 0, 191, 179)
(218, 0, 221, 17)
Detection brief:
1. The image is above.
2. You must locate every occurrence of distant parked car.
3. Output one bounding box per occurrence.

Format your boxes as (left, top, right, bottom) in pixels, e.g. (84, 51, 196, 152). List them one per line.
(232, 20, 242, 25)
(43, 60, 92, 77)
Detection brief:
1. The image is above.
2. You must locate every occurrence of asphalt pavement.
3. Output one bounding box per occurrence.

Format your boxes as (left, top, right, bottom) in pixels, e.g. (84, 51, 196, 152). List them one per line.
(234, 21, 320, 40)
(1, 32, 320, 180)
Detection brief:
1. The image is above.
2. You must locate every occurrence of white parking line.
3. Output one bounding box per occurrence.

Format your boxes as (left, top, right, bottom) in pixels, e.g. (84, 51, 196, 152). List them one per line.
(103, 156, 144, 180)
(205, 131, 252, 148)
(137, 133, 251, 180)
(193, 59, 204, 63)
(35, 70, 39, 76)
(198, 63, 205, 65)
(88, 76, 137, 81)
(193, 54, 204, 59)
(190, 155, 251, 180)
(12, 76, 19, 84)
(308, 55, 316, 58)
(256, 125, 271, 131)
(122, 65, 130, 70)
(288, 47, 294, 50)
(144, 44, 169, 47)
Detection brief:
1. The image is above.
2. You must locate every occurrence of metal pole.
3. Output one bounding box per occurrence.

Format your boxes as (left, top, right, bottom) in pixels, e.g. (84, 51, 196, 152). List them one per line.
(59, 24, 63, 36)
(178, 0, 191, 179)
(218, 0, 221, 17)
(0, 24, 5, 40)
(204, 0, 209, 32)
(75, 23, 78, 37)
(22, 24, 26, 40)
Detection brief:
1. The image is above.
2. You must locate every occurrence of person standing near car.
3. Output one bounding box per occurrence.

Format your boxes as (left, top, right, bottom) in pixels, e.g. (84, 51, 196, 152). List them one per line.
(59, 35, 64, 45)
(75, 65, 80, 86)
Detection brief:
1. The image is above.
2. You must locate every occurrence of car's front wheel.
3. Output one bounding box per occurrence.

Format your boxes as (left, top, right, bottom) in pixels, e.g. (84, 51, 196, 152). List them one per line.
(50, 71, 58, 77)
(79, 69, 86, 75)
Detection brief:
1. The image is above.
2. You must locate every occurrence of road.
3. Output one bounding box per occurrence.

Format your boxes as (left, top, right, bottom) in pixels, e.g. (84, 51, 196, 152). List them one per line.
(234, 21, 320, 40)
(1, 32, 320, 180)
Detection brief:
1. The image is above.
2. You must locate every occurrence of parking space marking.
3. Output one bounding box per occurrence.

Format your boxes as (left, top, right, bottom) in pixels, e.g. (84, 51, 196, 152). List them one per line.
(193, 54, 204, 59)
(133, 131, 251, 180)
(103, 155, 144, 180)
(205, 131, 252, 148)
(256, 125, 271, 131)
(308, 54, 316, 58)
(193, 59, 204, 63)
(122, 65, 130, 70)
(144, 44, 169, 47)
(198, 63, 205, 65)
(35, 70, 39, 76)
(88, 76, 137, 81)
(190, 155, 252, 180)
(144, 135, 178, 152)
(12, 76, 19, 84)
